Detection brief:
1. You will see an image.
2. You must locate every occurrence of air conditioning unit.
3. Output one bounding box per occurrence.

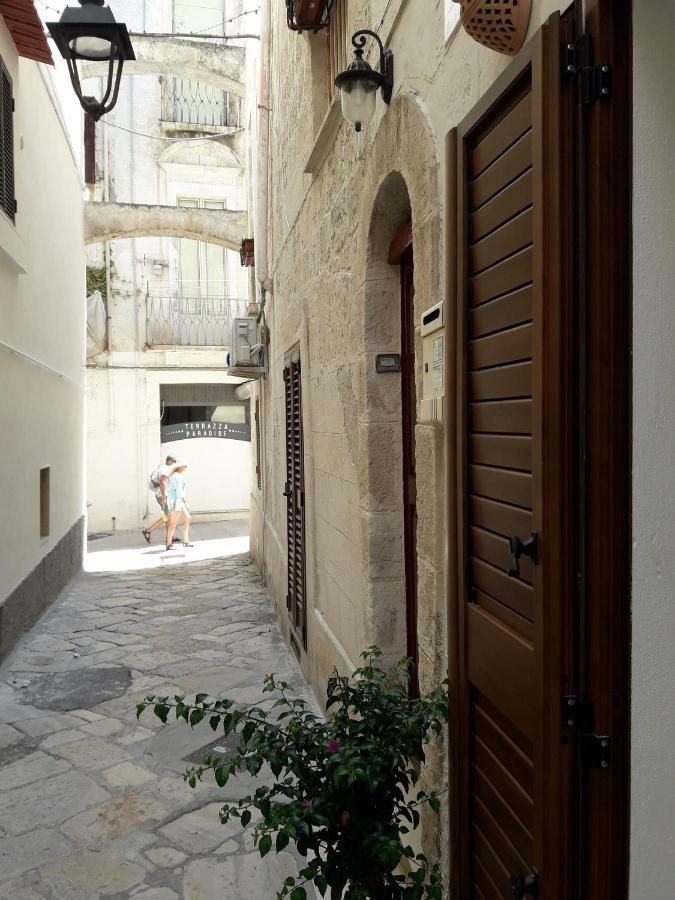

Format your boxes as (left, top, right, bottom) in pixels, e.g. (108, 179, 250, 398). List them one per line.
(226, 317, 268, 378)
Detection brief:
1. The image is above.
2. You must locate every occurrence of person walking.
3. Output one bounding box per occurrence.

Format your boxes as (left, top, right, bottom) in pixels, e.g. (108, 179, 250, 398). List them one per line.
(142, 455, 176, 544)
(165, 460, 193, 551)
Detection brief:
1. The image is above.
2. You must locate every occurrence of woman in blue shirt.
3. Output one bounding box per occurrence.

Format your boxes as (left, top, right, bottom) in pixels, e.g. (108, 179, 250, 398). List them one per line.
(165, 461, 193, 550)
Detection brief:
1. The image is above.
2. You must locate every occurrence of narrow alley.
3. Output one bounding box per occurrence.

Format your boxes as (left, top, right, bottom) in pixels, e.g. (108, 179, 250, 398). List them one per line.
(1, 0, 672, 897)
(0, 532, 310, 899)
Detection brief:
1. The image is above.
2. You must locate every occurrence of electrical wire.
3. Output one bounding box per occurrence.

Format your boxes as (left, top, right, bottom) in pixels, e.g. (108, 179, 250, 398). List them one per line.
(96, 120, 244, 143)
(376, 0, 395, 35)
(37, 1, 259, 37)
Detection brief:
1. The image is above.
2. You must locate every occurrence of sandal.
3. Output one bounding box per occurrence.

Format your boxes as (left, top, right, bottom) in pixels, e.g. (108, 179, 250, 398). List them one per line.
(182, 542, 194, 548)
(165, 544, 174, 551)
(142, 529, 151, 544)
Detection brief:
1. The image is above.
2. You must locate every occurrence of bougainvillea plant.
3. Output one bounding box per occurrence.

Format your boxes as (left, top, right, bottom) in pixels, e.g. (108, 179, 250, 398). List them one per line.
(137, 647, 449, 900)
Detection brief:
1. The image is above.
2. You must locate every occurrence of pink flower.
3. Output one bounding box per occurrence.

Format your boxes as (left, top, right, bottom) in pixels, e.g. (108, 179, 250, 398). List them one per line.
(326, 738, 341, 754)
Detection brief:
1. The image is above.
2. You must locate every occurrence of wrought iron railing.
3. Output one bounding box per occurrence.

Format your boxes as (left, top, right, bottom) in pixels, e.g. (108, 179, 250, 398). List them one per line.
(160, 77, 239, 128)
(146, 296, 248, 347)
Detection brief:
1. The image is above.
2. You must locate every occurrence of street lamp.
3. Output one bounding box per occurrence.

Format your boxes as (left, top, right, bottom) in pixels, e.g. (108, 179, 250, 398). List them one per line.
(47, 0, 135, 122)
(334, 30, 394, 133)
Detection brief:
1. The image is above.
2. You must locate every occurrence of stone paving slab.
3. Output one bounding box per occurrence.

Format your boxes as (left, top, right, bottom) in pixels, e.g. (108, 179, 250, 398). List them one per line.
(0, 540, 315, 899)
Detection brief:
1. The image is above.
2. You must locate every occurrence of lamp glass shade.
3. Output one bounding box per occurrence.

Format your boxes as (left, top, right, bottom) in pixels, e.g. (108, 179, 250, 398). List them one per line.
(69, 34, 113, 60)
(339, 78, 378, 129)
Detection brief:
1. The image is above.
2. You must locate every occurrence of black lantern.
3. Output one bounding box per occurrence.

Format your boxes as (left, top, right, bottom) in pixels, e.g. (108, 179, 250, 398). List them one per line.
(47, 0, 135, 122)
(334, 30, 394, 132)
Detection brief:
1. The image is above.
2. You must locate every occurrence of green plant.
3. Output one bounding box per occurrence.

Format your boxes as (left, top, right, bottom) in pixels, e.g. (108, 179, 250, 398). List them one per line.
(86, 264, 107, 297)
(137, 647, 449, 900)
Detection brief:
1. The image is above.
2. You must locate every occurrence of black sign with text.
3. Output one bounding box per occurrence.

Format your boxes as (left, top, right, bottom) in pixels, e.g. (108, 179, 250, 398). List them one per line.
(161, 421, 251, 443)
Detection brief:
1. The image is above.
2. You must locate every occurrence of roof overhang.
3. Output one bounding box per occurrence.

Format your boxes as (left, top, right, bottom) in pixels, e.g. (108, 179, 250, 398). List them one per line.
(0, 0, 54, 65)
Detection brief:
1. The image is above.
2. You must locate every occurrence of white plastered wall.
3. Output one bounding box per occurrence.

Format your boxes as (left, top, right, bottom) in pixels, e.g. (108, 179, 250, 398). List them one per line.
(0, 17, 86, 601)
(629, 1, 675, 894)
(86, 366, 250, 532)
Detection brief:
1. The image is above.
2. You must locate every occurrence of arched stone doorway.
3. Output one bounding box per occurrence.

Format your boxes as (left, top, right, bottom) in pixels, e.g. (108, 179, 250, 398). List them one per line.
(353, 94, 444, 705)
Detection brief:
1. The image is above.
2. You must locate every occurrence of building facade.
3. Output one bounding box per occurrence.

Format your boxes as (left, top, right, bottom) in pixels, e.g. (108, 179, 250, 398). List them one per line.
(84, 0, 258, 534)
(0, 3, 86, 658)
(250, 0, 674, 896)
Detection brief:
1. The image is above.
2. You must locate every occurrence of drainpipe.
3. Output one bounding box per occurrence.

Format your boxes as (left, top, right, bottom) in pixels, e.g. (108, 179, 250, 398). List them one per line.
(129, 72, 146, 529)
(102, 103, 115, 431)
(254, 0, 272, 295)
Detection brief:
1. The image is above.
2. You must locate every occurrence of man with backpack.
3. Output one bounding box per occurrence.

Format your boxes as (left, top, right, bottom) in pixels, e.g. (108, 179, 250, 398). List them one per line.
(142, 455, 176, 544)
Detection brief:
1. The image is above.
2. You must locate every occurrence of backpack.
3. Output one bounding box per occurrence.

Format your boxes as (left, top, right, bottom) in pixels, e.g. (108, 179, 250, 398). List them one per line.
(149, 467, 161, 491)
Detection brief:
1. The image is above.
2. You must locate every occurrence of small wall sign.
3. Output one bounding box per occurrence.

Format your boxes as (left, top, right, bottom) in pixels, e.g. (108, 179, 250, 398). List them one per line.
(375, 353, 401, 373)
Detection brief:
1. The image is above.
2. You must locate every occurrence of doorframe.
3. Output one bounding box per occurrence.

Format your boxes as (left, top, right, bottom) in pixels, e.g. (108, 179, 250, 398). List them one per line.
(445, 2, 632, 896)
(576, 0, 632, 895)
(399, 244, 419, 699)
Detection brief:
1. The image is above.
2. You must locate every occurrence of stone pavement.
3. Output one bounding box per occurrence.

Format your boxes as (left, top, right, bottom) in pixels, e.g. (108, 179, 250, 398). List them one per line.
(0, 530, 314, 899)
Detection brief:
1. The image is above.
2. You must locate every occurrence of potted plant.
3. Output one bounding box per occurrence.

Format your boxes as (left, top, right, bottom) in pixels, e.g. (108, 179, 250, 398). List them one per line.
(137, 647, 449, 900)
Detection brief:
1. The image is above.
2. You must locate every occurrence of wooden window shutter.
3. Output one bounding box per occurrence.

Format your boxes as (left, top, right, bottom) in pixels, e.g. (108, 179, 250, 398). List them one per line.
(254, 397, 262, 491)
(0, 56, 16, 222)
(284, 347, 307, 649)
(451, 12, 575, 899)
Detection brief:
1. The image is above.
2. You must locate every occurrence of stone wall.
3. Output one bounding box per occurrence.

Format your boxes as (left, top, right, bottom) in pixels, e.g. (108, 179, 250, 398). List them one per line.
(250, 0, 572, 878)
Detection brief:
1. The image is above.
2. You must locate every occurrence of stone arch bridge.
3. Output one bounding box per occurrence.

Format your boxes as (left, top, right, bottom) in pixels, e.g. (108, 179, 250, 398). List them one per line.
(84, 202, 248, 251)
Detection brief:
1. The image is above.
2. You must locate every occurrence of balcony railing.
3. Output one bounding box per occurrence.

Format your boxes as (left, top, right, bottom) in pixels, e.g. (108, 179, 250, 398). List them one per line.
(160, 77, 240, 129)
(146, 296, 248, 348)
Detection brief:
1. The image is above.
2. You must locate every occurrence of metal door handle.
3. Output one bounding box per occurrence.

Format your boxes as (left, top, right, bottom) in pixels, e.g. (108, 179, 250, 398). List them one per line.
(511, 869, 538, 899)
(507, 533, 538, 578)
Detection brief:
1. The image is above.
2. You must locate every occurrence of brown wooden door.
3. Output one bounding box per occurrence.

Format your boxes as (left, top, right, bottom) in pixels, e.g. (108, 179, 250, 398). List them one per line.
(401, 246, 419, 698)
(452, 15, 575, 899)
(284, 346, 307, 649)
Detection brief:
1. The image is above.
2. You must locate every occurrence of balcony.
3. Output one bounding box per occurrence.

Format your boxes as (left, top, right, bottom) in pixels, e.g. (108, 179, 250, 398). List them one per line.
(160, 77, 241, 134)
(146, 296, 248, 348)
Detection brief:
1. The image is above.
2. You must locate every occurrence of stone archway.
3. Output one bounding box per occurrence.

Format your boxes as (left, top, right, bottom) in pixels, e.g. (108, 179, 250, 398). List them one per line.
(353, 94, 444, 693)
(83, 202, 247, 251)
(80, 36, 246, 97)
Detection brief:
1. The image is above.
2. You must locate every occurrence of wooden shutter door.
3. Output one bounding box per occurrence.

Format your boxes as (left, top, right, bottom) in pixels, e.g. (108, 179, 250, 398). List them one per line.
(284, 346, 307, 649)
(452, 14, 574, 899)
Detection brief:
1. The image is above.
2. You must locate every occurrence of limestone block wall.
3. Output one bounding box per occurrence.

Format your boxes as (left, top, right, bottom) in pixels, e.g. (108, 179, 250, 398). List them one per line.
(249, 0, 585, 876)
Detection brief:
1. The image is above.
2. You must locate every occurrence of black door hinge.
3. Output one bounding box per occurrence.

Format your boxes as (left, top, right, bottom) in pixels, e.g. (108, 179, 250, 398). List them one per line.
(563, 34, 612, 103)
(583, 733, 611, 770)
(562, 695, 611, 769)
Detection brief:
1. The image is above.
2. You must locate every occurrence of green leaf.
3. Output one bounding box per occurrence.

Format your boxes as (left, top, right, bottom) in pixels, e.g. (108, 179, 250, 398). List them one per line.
(240, 809, 252, 827)
(290, 889, 306, 900)
(135, 703, 145, 720)
(214, 766, 229, 788)
(154, 704, 170, 724)
(259, 834, 272, 857)
(315, 875, 328, 896)
(276, 830, 290, 851)
(189, 709, 205, 728)
(209, 715, 221, 731)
